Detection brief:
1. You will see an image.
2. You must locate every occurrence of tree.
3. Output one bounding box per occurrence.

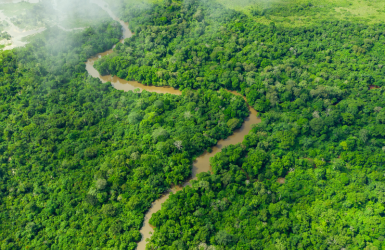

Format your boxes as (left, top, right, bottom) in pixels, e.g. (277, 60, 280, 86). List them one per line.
(96, 179, 107, 190)
(342, 113, 354, 125)
(215, 230, 233, 246)
(359, 129, 369, 143)
(242, 149, 268, 177)
(152, 127, 169, 142)
(276, 130, 296, 149)
(102, 204, 116, 217)
(174, 140, 183, 150)
(310, 118, 324, 132)
(377, 110, 385, 124)
(128, 112, 142, 124)
(227, 118, 240, 130)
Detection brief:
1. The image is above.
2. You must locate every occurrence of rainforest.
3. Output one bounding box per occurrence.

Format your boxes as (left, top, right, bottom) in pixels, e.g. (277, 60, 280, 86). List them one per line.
(1, 0, 385, 249)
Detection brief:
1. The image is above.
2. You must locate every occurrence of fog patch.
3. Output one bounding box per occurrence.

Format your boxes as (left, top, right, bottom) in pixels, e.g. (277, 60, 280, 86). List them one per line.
(0, 0, 119, 50)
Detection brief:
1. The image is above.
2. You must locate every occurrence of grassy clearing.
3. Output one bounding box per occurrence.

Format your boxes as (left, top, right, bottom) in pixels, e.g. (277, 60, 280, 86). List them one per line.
(334, 0, 385, 22)
(215, 0, 385, 26)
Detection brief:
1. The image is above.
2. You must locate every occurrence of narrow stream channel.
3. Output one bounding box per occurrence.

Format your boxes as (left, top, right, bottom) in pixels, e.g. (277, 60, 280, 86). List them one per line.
(85, 2, 261, 249)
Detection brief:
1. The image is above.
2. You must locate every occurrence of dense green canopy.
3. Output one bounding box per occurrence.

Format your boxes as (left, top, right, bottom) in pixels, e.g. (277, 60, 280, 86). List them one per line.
(0, 15, 248, 250)
(94, 0, 385, 249)
(1, 0, 385, 249)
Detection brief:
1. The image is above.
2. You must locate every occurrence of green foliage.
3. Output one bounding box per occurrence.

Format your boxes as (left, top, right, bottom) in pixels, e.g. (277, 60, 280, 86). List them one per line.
(107, 0, 385, 249)
(0, 13, 249, 249)
(226, 118, 240, 130)
(215, 230, 234, 246)
(2, 0, 385, 249)
(242, 149, 268, 178)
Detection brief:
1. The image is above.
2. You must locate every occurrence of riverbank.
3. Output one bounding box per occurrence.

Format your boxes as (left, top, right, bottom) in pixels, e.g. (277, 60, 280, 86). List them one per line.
(83, 6, 261, 249)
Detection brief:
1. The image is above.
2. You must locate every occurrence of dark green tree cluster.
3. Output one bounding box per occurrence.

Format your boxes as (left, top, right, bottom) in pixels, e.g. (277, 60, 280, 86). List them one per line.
(0, 17, 248, 250)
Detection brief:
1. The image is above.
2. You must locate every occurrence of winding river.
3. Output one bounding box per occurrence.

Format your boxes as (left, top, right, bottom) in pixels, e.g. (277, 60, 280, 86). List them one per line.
(85, 2, 261, 249)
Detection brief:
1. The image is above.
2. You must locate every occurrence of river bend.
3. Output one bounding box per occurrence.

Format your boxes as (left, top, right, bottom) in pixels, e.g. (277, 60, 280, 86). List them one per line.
(84, 3, 261, 249)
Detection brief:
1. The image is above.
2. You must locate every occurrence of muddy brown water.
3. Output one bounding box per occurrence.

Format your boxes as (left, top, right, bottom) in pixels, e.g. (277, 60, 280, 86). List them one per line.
(84, 2, 261, 249)
(135, 106, 260, 250)
(86, 49, 182, 95)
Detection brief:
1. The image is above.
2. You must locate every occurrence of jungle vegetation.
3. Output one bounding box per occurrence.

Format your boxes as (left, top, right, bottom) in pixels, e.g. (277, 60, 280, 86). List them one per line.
(0, 17, 248, 250)
(1, 0, 385, 249)
(97, 0, 385, 249)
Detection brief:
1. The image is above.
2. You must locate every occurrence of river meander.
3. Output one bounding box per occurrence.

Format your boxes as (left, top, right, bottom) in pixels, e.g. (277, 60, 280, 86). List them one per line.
(85, 2, 261, 249)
